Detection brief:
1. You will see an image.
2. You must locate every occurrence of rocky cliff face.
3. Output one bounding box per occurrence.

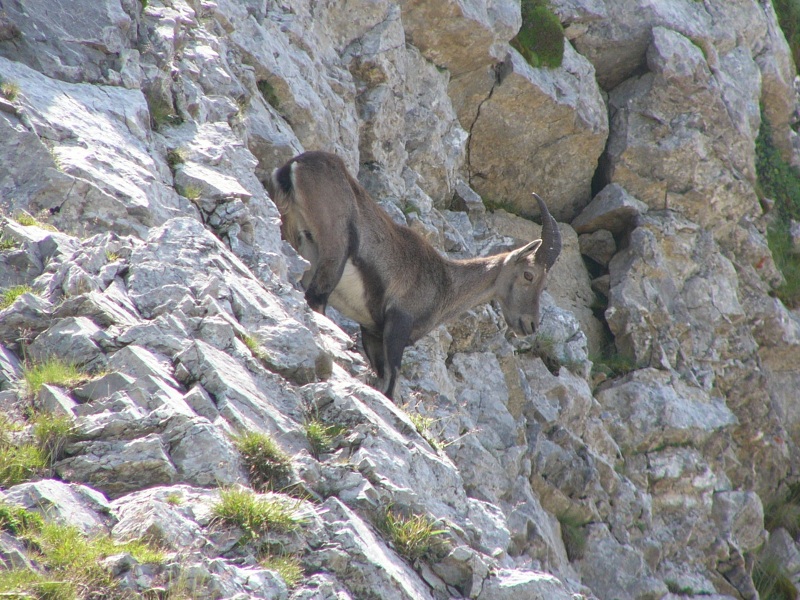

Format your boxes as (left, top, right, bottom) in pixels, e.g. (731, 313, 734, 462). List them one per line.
(1, 0, 799, 598)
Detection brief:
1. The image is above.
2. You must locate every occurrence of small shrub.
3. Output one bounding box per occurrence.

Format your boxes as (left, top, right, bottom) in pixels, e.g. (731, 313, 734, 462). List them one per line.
(22, 358, 90, 396)
(0, 79, 19, 101)
(105, 250, 121, 262)
(0, 285, 33, 310)
(212, 487, 301, 540)
(773, 0, 800, 73)
(0, 237, 16, 250)
(166, 147, 187, 169)
(377, 507, 448, 563)
(756, 108, 800, 308)
(257, 79, 280, 108)
(233, 431, 293, 491)
(304, 419, 345, 459)
(558, 510, 589, 561)
(179, 185, 202, 201)
(511, 0, 565, 69)
(260, 552, 303, 588)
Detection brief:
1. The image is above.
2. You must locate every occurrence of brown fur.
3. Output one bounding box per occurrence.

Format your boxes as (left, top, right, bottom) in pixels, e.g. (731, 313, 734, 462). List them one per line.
(267, 151, 561, 398)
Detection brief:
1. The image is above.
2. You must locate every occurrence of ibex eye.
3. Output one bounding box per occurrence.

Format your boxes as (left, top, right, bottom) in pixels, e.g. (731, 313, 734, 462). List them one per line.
(524, 271, 534, 282)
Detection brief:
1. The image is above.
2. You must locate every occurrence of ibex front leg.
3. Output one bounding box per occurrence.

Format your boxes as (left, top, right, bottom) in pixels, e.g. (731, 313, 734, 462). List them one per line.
(382, 308, 413, 400)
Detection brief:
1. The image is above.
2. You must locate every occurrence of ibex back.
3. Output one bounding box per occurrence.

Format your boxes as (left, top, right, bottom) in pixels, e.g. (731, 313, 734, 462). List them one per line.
(267, 151, 561, 399)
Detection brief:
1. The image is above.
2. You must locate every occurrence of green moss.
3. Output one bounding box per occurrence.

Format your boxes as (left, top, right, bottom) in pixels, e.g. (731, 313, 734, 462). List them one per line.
(511, 0, 565, 69)
(756, 107, 800, 308)
(773, 0, 800, 75)
(558, 510, 589, 561)
(257, 79, 280, 108)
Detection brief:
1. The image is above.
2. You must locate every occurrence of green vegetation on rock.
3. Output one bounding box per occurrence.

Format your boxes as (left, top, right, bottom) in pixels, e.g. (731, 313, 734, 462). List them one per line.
(755, 109, 800, 308)
(511, 0, 565, 69)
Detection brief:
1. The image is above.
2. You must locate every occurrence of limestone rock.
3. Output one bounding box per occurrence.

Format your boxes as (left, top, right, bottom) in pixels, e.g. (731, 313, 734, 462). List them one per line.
(476, 569, 575, 600)
(596, 368, 737, 454)
(2, 479, 113, 536)
(396, 0, 520, 78)
(578, 230, 616, 267)
(603, 27, 761, 241)
(468, 46, 608, 222)
(606, 213, 745, 388)
(0, 56, 194, 238)
(56, 433, 178, 499)
(0, 0, 134, 84)
(571, 184, 648, 235)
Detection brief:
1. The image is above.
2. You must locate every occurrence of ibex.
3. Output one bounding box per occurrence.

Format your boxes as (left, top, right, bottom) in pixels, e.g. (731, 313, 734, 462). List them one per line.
(267, 151, 561, 399)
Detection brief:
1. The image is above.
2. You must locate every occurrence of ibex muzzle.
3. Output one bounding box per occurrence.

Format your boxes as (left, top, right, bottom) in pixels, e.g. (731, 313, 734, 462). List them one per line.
(267, 151, 561, 399)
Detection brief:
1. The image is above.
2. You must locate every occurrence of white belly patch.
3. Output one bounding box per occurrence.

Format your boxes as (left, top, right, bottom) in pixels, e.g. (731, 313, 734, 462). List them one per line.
(330, 259, 375, 328)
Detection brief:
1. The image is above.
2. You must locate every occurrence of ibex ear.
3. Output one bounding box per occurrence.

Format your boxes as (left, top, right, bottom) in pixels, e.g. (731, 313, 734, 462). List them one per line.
(513, 240, 543, 263)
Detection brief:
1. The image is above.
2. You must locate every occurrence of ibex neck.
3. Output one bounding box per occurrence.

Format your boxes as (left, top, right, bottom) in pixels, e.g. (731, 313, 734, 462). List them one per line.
(441, 253, 508, 320)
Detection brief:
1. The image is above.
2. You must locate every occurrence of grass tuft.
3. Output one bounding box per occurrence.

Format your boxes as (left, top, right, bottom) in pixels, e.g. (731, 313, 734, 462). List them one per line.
(753, 552, 798, 600)
(179, 185, 202, 201)
(764, 483, 800, 537)
(0, 503, 164, 598)
(0, 502, 44, 535)
(233, 431, 293, 491)
(165, 492, 183, 506)
(212, 487, 301, 541)
(260, 552, 303, 588)
(14, 211, 58, 232)
(22, 358, 90, 397)
(0, 413, 46, 487)
(0, 284, 33, 310)
(33, 413, 74, 465)
(0, 443, 46, 488)
(0, 411, 74, 487)
(407, 411, 442, 451)
(304, 418, 345, 459)
(377, 507, 448, 563)
(242, 334, 273, 364)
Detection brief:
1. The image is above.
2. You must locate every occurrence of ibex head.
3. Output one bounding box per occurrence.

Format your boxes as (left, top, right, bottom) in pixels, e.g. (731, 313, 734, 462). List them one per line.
(496, 194, 562, 336)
